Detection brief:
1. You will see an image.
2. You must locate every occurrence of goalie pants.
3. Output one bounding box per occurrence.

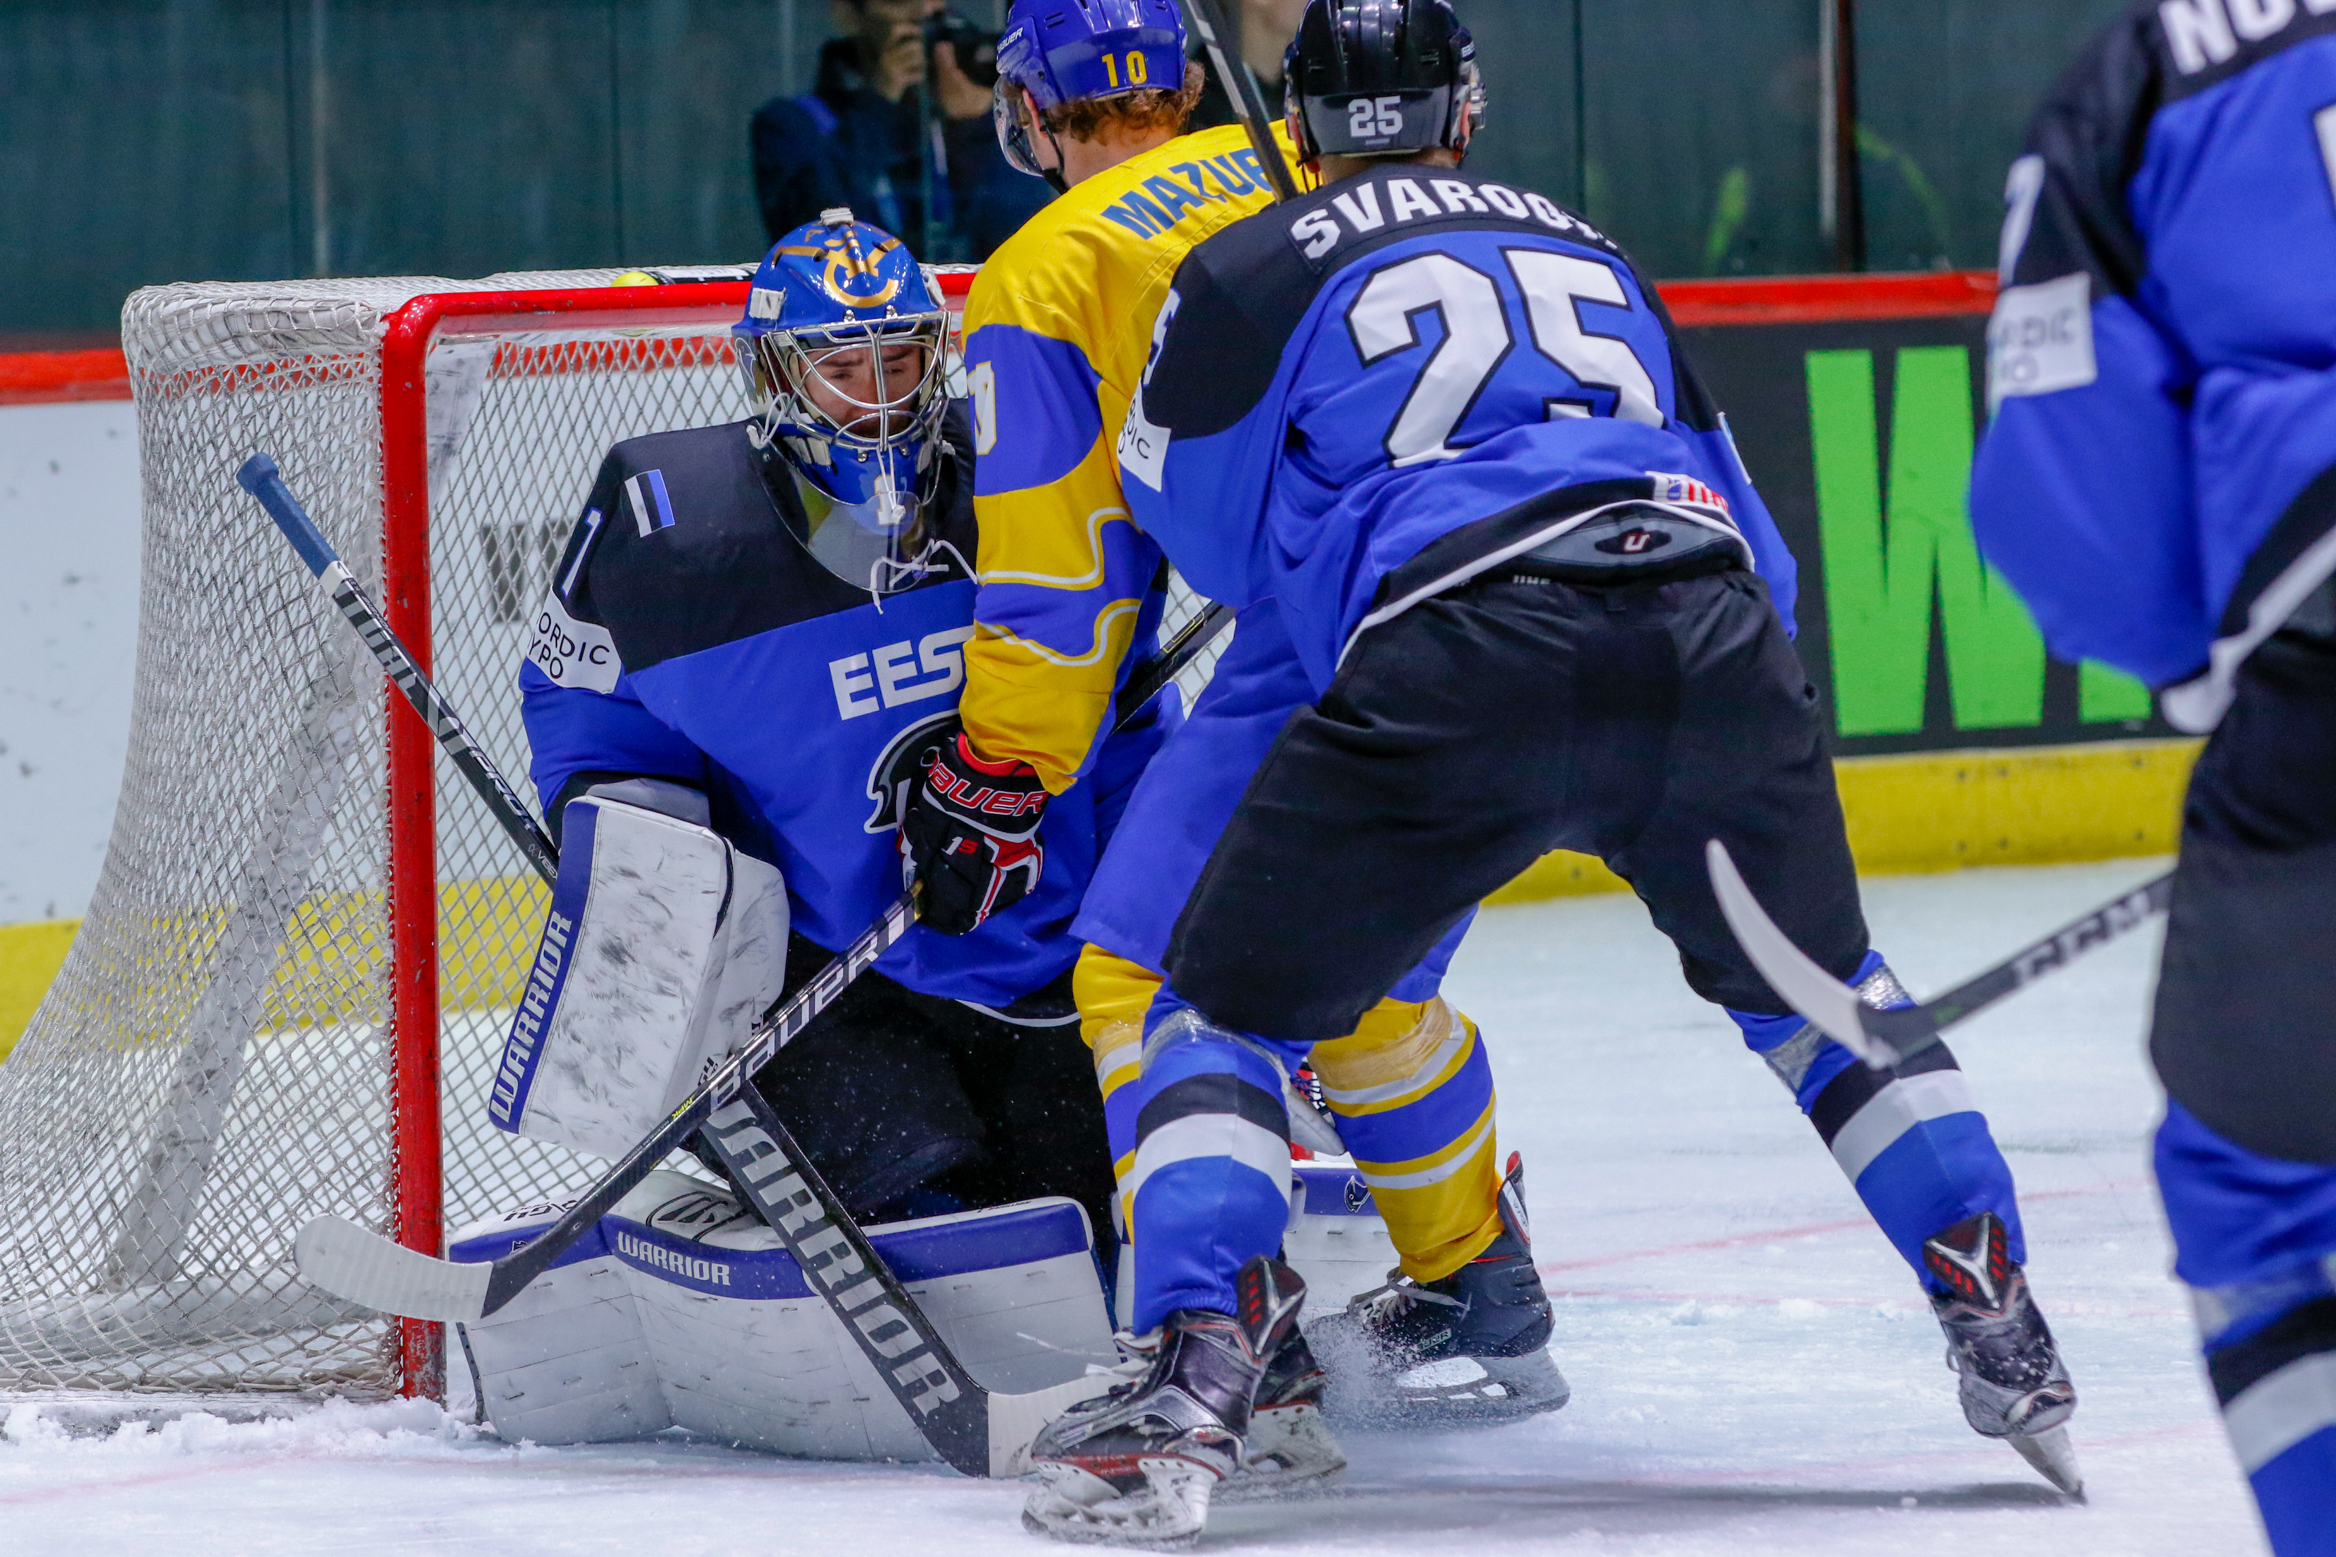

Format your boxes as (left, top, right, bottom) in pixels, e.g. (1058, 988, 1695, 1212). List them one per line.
(2149, 620, 2336, 1557)
(1133, 566, 2025, 1325)
(707, 933, 1116, 1247)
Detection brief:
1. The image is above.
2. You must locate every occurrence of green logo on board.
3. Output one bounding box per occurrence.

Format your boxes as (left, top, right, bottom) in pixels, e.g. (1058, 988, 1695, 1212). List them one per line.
(1804, 346, 2150, 737)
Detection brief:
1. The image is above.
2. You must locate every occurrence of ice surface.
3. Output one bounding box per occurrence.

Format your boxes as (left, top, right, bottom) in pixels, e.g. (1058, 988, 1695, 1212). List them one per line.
(0, 859, 2269, 1554)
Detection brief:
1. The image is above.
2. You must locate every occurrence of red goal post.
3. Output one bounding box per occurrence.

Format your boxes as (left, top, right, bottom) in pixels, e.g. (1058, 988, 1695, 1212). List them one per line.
(0, 265, 997, 1401)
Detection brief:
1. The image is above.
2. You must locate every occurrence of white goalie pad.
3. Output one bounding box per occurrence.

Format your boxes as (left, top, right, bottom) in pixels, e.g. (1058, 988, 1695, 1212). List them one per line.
(453, 1160, 1402, 1461)
(451, 1170, 1121, 1459)
(487, 789, 789, 1159)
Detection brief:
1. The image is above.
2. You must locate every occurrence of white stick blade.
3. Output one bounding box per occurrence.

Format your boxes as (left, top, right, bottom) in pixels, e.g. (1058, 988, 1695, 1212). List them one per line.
(295, 1215, 492, 1323)
(986, 1374, 1116, 1479)
(1703, 839, 1880, 1064)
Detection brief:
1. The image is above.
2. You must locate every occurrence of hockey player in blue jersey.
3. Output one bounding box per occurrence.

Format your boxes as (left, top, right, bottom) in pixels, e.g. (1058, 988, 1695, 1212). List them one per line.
(1004, 3, 2078, 1540)
(513, 213, 1164, 1248)
(1969, 7, 2336, 1552)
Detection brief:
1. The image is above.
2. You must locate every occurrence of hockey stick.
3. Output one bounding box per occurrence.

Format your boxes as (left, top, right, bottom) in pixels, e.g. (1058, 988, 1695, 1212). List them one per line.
(239, 455, 559, 884)
(1183, 0, 1303, 202)
(1706, 839, 2174, 1069)
(245, 453, 1213, 1472)
(1119, 596, 1231, 721)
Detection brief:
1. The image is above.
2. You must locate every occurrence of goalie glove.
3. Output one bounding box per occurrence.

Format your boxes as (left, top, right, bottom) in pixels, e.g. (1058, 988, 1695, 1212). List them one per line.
(900, 723, 1051, 935)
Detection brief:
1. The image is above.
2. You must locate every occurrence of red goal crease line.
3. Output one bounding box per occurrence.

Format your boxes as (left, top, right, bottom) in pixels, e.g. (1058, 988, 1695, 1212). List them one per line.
(0, 269, 1997, 406)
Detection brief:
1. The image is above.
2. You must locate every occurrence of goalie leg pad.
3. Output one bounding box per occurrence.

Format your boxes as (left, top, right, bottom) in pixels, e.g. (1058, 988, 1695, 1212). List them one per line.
(489, 793, 787, 1158)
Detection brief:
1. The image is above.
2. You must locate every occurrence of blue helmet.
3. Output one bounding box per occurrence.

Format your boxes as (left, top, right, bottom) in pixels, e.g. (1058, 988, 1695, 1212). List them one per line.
(734, 209, 954, 590)
(993, 0, 1187, 180)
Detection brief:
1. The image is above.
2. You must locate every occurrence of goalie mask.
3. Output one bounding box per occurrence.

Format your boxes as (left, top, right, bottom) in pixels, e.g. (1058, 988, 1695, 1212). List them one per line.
(736, 211, 953, 591)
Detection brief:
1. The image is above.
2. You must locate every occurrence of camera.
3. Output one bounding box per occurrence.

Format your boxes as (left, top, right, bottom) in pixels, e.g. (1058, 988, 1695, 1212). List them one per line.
(923, 10, 1001, 89)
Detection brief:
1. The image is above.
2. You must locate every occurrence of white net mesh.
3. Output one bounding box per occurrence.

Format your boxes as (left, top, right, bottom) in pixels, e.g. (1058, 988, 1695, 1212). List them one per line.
(0, 267, 1227, 1396)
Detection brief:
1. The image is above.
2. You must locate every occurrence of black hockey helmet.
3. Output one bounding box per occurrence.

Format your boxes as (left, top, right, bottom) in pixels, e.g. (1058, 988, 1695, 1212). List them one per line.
(1284, 0, 1484, 164)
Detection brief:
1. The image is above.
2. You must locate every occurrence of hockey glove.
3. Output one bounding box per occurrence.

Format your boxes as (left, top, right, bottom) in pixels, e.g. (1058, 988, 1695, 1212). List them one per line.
(900, 723, 1051, 935)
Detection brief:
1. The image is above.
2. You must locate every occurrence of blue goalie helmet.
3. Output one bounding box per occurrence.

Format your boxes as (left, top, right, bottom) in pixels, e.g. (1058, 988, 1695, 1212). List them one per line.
(735, 209, 954, 590)
(993, 0, 1186, 180)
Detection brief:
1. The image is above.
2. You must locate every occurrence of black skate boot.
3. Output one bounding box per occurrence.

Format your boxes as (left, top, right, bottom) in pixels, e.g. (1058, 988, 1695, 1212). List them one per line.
(1023, 1256, 1309, 1547)
(1309, 1153, 1569, 1424)
(1221, 1327, 1346, 1500)
(1044, 1324, 1346, 1501)
(1924, 1210, 2082, 1493)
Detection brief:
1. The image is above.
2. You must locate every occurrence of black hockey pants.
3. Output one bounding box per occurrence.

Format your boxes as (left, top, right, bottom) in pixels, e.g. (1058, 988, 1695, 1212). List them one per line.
(2152, 611, 2336, 1164)
(1164, 564, 1871, 1043)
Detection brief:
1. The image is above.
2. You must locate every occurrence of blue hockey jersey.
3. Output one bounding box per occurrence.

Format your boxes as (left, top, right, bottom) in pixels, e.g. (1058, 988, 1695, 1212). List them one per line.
(1969, 2, 2336, 730)
(520, 413, 1167, 1010)
(1115, 163, 1796, 693)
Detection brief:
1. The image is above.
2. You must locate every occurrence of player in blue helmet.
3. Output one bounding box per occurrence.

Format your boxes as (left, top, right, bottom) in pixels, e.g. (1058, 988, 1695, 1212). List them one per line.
(509, 209, 1175, 1274)
(734, 210, 957, 593)
(989, 0, 1192, 191)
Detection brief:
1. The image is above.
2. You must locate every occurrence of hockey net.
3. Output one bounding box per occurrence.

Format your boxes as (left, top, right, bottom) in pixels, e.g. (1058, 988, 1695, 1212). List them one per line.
(0, 265, 1226, 1398)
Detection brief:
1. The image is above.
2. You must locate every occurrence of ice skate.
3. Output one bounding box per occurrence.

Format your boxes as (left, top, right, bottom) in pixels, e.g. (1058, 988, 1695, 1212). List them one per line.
(1048, 1324, 1345, 1503)
(1220, 1326, 1347, 1500)
(1924, 1210, 2082, 1494)
(1310, 1153, 1569, 1424)
(1023, 1256, 1309, 1547)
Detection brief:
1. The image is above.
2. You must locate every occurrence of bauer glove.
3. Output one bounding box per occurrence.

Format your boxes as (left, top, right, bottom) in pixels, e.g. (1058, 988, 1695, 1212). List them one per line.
(900, 722, 1050, 935)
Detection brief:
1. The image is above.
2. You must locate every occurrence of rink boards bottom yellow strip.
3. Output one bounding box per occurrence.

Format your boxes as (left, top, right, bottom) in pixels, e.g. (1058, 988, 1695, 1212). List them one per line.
(0, 738, 2202, 1063)
(0, 919, 78, 1065)
(1485, 736, 2202, 904)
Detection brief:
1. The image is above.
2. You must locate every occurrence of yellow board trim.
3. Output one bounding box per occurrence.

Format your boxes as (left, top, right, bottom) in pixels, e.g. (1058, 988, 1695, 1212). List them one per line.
(1485, 736, 2201, 904)
(0, 919, 77, 1065)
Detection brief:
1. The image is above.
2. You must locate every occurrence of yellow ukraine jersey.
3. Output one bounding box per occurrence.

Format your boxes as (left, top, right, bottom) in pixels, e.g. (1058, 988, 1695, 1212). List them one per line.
(958, 122, 1295, 792)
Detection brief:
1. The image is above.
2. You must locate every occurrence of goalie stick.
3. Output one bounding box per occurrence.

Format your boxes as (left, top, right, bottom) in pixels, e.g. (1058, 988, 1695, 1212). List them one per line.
(1705, 838, 2174, 1069)
(238, 456, 559, 884)
(243, 452, 1222, 1475)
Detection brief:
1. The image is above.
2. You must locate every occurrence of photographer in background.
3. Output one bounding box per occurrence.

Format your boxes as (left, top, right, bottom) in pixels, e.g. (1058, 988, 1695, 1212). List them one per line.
(1188, 0, 1308, 127)
(750, 0, 1048, 261)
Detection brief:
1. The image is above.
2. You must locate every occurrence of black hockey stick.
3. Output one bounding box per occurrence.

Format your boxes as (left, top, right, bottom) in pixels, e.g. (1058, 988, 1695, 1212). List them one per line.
(1706, 839, 2174, 1069)
(1118, 597, 1232, 721)
(245, 454, 1210, 1471)
(1183, 0, 1303, 202)
(240, 454, 560, 884)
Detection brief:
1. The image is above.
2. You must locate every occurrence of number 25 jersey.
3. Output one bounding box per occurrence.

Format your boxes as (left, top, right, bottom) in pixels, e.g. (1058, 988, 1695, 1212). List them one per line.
(1118, 163, 1798, 694)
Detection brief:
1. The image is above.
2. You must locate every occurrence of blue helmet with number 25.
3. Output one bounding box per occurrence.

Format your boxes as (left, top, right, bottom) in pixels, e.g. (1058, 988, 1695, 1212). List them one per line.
(1286, 0, 1484, 165)
(993, 0, 1186, 183)
(735, 210, 953, 591)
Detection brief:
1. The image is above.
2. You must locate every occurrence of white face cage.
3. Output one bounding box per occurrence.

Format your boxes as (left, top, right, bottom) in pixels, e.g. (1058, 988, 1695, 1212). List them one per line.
(741, 312, 953, 461)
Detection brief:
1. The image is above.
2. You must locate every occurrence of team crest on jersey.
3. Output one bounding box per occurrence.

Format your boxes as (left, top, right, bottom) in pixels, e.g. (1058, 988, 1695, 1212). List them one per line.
(776, 227, 905, 309)
(863, 709, 958, 833)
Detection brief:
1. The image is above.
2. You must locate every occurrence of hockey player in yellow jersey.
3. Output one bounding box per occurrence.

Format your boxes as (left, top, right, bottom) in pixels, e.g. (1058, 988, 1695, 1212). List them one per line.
(889, 2, 1564, 1500)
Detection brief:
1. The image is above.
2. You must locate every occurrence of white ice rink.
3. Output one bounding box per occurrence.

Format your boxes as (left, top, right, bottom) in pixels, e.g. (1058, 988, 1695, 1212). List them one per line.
(1, 857, 2270, 1555)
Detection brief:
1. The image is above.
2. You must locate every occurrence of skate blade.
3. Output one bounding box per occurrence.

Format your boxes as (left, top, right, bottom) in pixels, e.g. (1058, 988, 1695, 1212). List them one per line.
(2007, 1424, 2084, 1495)
(1334, 1347, 1571, 1427)
(1022, 1458, 1216, 1549)
(1218, 1405, 1347, 1503)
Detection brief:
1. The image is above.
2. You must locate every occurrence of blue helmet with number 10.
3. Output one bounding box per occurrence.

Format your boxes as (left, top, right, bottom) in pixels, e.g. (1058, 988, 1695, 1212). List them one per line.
(734, 210, 953, 591)
(993, 0, 1186, 180)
